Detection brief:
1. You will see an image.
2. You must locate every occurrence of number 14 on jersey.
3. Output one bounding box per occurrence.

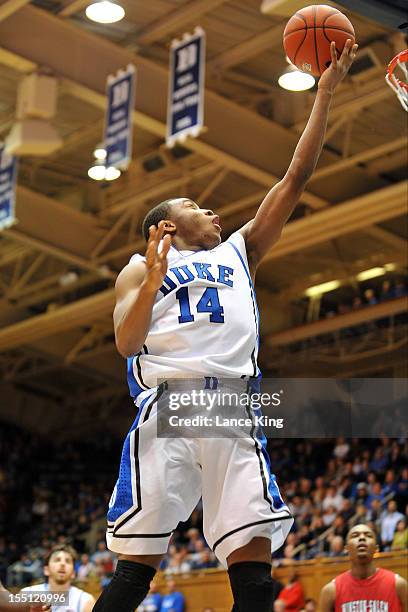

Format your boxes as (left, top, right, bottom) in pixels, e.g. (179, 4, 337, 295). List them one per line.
(176, 287, 224, 323)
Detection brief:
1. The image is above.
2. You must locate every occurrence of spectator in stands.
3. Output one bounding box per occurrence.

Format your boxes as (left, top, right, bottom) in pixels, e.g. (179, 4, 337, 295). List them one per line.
(351, 296, 363, 310)
(349, 502, 368, 529)
(90, 541, 115, 574)
(32, 494, 49, 522)
(328, 536, 346, 557)
(366, 498, 382, 525)
(189, 541, 219, 571)
(76, 553, 95, 580)
(366, 482, 385, 507)
(282, 533, 298, 563)
(278, 568, 305, 611)
(382, 469, 398, 498)
(363, 288, 377, 305)
(380, 280, 394, 302)
(185, 528, 203, 552)
(322, 486, 344, 512)
(394, 280, 407, 297)
(136, 581, 162, 612)
(331, 516, 347, 541)
(164, 547, 191, 576)
(380, 500, 404, 549)
(391, 519, 408, 551)
(6, 553, 39, 588)
(333, 437, 350, 460)
(370, 448, 388, 474)
(160, 579, 185, 612)
(354, 483, 369, 507)
(322, 505, 337, 527)
(339, 499, 354, 523)
(396, 467, 408, 504)
(308, 516, 326, 555)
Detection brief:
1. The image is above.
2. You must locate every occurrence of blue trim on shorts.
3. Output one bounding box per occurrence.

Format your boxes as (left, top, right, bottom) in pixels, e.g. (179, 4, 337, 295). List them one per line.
(107, 394, 151, 522)
(254, 411, 286, 511)
(127, 357, 144, 397)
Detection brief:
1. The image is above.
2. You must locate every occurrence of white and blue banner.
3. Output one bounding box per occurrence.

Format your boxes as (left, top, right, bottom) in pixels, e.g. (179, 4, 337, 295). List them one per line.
(167, 27, 206, 147)
(105, 64, 136, 169)
(0, 145, 17, 231)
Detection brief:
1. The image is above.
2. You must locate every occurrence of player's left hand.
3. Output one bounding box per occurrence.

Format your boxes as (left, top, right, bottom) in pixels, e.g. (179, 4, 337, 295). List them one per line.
(318, 39, 358, 93)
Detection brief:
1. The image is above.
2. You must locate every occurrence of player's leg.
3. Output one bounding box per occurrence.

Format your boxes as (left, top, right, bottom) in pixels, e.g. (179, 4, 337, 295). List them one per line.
(93, 389, 201, 612)
(227, 537, 274, 612)
(92, 553, 162, 612)
(201, 430, 293, 612)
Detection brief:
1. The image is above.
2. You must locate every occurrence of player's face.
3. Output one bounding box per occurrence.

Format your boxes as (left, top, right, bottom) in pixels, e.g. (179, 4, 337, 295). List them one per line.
(346, 525, 377, 562)
(167, 198, 221, 249)
(45, 552, 75, 585)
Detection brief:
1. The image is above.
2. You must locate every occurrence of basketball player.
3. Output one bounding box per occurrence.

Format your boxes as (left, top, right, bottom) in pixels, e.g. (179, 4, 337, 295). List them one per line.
(319, 524, 407, 611)
(21, 545, 95, 612)
(93, 40, 358, 612)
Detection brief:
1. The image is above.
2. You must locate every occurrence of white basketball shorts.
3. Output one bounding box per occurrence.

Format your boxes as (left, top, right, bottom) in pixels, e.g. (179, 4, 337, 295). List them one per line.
(106, 385, 293, 566)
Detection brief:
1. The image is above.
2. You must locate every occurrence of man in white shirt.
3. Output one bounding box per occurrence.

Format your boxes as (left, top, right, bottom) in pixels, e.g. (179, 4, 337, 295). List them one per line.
(380, 500, 404, 548)
(21, 545, 95, 612)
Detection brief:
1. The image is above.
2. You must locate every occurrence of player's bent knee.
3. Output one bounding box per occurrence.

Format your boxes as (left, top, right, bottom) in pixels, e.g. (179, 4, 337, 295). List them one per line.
(228, 561, 274, 612)
(227, 536, 272, 566)
(93, 560, 157, 612)
(118, 553, 163, 570)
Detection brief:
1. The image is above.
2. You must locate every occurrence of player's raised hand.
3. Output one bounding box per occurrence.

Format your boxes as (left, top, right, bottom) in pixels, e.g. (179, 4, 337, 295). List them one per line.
(144, 221, 171, 292)
(318, 39, 358, 93)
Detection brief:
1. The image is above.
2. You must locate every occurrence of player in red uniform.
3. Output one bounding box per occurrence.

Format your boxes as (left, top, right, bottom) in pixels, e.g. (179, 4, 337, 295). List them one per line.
(319, 524, 407, 611)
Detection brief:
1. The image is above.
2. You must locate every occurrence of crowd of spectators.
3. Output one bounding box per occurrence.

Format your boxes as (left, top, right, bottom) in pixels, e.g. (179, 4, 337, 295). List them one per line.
(1, 420, 407, 593)
(269, 436, 408, 563)
(320, 278, 407, 322)
(0, 422, 118, 587)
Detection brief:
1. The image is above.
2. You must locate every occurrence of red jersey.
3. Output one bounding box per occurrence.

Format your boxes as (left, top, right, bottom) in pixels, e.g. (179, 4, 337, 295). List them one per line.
(335, 567, 401, 612)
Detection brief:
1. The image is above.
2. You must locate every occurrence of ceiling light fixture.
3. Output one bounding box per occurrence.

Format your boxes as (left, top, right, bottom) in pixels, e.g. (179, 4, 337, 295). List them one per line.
(356, 267, 386, 282)
(278, 66, 315, 91)
(86, 1, 125, 24)
(88, 159, 121, 182)
(93, 145, 107, 161)
(305, 280, 341, 298)
(105, 166, 121, 181)
(88, 160, 107, 181)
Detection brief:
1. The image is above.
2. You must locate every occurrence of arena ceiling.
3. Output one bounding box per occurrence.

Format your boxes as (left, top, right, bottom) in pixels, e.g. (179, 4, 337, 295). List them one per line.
(0, 0, 406, 436)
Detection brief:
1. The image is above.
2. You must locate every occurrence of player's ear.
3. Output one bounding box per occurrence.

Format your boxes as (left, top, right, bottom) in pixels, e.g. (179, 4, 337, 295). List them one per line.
(163, 220, 177, 235)
(44, 565, 50, 577)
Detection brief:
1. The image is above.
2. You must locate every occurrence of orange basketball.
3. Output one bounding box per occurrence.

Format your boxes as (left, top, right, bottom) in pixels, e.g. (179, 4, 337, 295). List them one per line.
(283, 5, 355, 77)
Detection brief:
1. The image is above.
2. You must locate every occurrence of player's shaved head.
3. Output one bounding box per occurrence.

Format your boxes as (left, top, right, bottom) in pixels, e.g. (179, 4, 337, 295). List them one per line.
(346, 523, 376, 542)
(346, 523, 378, 566)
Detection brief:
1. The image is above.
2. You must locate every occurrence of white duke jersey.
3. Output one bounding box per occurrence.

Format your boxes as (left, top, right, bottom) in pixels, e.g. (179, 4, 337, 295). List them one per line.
(127, 232, 260, 397)
(21, 583, 93, 612)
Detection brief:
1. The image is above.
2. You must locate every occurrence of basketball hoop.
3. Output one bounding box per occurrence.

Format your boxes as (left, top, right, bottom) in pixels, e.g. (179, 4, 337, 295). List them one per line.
(386, 49, 408, 111)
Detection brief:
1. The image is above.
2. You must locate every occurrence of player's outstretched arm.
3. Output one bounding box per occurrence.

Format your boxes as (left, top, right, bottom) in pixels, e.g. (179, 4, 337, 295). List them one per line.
(240, 39, 358, 271)
(318, 581, 336, 612)
(114, 221, 171, 358)
(396, 575, 407, 612)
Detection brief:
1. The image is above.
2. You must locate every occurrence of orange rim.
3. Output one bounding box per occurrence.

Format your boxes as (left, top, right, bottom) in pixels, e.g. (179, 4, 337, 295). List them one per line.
(387, 49, 408, 91)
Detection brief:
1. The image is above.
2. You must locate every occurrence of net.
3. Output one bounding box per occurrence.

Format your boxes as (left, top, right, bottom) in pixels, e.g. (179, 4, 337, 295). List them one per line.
(386, 49, 408, 112)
